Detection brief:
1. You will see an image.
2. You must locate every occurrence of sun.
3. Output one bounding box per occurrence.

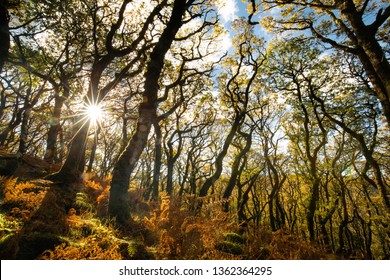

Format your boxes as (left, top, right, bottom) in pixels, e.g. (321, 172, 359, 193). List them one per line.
(85, 103, 103, 126)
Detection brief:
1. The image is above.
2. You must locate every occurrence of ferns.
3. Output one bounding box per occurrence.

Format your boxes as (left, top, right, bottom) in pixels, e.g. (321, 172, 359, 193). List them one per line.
(0, 175, 338, 260)
(1, 177, 47, 222)
(41, 239, 123, 260)
(142, 193, 237, 259)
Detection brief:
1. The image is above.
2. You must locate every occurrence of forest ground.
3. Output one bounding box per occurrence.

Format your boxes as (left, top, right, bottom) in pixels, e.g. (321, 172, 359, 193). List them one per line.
(0, 153, 337, 260)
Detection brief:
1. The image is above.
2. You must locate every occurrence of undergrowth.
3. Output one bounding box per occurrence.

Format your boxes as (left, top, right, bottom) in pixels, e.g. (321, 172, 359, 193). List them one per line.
(142, 193, 237, 259)
(0, 174, 334, 260)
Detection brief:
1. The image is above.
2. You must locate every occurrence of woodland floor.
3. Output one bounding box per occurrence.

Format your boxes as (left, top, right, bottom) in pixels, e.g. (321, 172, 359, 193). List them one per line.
(0, 154, 338, 260)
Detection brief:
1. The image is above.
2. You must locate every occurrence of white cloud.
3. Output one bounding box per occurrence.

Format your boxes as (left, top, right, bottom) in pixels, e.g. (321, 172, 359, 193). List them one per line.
(215, 0, 238, 23)
(269, 6, 281, 16)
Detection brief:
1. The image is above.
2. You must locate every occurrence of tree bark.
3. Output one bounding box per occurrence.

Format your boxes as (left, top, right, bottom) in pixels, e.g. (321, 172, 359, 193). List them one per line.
(354, 43, 390, 125)
(340, 2, 390, 125)
(44, 95, 66, 162)
(0, 0, 9, 72)
(18, 106, 31, 155)
(150, 122, 162, 200)
(47, 117, 89, 182)
(87, 126, 100, 173)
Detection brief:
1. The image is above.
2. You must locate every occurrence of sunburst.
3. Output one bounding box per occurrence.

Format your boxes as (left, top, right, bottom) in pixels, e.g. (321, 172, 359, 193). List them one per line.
(85, 103, 103, 126)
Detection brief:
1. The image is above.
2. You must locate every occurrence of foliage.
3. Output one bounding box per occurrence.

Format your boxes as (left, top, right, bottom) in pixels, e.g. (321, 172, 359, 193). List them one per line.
(142, 193, 237, 259)
(266, 230, 326, 260)
(1, 0, 389, 260)
(40, 209, 124, 260)
(1, 177, 48, 221)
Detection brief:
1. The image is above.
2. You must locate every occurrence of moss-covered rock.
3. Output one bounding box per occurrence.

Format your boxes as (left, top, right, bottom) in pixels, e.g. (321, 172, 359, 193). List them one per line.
(215, 241, 243, 255)
(225, 232, 246, 244)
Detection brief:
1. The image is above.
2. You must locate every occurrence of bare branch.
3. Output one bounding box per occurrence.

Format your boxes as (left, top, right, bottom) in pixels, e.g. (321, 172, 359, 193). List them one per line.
(368, 5, 390, 34)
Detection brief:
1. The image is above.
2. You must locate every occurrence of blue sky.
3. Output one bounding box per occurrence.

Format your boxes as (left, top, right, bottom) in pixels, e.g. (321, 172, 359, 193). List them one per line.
(216, 0, 274, 48)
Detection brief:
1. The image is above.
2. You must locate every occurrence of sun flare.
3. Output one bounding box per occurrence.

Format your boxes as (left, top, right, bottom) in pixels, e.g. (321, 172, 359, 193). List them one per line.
(85, 104, 103, 125)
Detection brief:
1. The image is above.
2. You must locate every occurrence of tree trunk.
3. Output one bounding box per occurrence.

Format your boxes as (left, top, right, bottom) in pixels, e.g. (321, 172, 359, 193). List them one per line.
(108, 0, 188, 223)
(275, 196, 286, 228)
(199, 112, 243, 198)
(355, 47, 390, 125)
(237, 177, 257, 234)
(311, 92, 390, 212)
(341, 3, 390, 125)
(44, 95, 66, 162)
(0, 108, 23, 146)
(337, 180, 349, 255)
(264, 141, 286, 232)
(307, 173, 320, 242)
(150, 122, 162, 200)
(109, 105, 154, 223)
(0, 0, 9, 72)
(87, 126, 100, 173)
(222, 131, 252, 212)
(18, 107, 31, 155)
(166, 131, 183, 196)
(166, 157, 175, 195)
(58, 126, 65, 163)
(296, 79, 326, 242)
(47, 117, 89, 182)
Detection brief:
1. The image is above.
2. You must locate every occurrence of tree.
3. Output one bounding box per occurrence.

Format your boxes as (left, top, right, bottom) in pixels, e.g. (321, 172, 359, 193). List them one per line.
(108, 0, 218, 223)
(266, 38, 329, 240)
(198, 18, 266, 200)
(49, 0, 157, 182)
(248, 0, 390, 126)
(265, 35, 389, 254)
(0, 0, 9, 72)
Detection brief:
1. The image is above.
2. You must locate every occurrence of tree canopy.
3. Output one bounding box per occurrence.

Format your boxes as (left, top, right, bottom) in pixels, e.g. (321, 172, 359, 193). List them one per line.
(0, 0, 389, 260)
